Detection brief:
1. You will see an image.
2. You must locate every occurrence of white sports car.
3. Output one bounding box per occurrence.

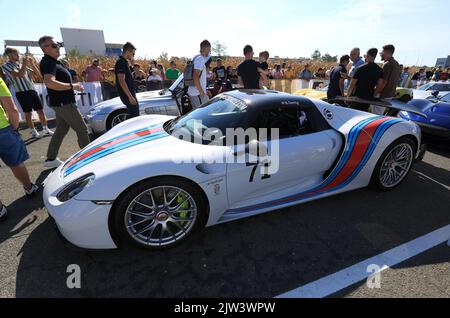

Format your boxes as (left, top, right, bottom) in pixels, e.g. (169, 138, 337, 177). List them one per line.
(43, 90, 425, 250)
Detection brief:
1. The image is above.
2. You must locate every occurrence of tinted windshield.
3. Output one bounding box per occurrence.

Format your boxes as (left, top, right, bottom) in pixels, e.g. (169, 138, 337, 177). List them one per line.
(169, 74, 184, 93)
(417, 83, 433, 91)
(166, 95, 248, 145)
(441, 94, 450, 103)
(435, 84, 450, 91)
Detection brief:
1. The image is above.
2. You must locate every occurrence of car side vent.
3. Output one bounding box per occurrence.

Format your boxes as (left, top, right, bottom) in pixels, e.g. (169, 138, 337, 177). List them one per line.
(196, 164, 211, 175)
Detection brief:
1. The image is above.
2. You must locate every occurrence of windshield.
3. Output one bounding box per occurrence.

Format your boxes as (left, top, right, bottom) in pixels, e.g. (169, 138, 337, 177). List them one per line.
(417, 83, 434, 91)
(168, 74, 185, 94)
(165, 94, 248, 145)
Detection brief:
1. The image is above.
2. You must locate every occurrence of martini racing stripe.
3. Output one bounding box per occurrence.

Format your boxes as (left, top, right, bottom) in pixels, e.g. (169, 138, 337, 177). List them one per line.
(75, 124, 162, 160)
(63, 126, 168, 177)
(65, 127, 164, 170)
(224, 117, 402, 216)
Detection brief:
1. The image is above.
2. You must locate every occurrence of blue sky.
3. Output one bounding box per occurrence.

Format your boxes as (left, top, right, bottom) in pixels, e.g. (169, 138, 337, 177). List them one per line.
(1, 0, 449, 66)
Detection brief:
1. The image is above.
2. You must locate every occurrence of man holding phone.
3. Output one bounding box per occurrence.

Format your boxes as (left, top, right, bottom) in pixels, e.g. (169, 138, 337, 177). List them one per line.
(2, 47, 54, 139)
(115, 42, 139, 118)
(39, 35, 90, 169)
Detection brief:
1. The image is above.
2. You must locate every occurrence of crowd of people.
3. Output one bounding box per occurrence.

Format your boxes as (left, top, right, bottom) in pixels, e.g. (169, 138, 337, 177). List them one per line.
(0, 35, 449, 222)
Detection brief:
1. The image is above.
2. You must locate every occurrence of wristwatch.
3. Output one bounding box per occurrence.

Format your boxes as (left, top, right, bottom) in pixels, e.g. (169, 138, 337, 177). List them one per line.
(70, 83, 74, 90)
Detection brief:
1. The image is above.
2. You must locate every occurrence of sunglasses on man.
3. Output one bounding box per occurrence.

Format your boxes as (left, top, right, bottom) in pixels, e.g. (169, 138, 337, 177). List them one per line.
(43, 43, 61, 49)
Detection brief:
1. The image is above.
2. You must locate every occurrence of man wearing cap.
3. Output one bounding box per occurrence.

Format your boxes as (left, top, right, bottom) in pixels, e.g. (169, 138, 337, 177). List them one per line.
(83, 59, 104, 82)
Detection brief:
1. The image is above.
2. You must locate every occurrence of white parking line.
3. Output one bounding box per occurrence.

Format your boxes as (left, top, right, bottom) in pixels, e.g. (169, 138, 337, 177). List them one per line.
(277, 224, 450, 298)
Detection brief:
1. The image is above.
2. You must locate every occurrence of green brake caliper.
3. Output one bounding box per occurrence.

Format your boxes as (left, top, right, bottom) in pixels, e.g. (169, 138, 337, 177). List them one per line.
(176, 193, 190, 224)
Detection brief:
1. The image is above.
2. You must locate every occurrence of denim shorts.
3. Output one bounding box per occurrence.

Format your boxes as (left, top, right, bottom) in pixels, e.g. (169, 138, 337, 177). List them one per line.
(0, 126, 29, 167)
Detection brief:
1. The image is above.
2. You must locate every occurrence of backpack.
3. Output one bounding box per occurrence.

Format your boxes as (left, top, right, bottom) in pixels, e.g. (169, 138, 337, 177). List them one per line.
(184, 55, 203, 87)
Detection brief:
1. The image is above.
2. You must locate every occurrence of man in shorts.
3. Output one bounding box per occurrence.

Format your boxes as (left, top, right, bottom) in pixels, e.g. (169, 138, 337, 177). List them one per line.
(2, 47, 54, 139)
(0, 77, 39, 222)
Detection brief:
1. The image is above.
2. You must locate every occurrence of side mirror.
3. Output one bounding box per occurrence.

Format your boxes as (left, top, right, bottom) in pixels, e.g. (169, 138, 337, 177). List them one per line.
(431, 90, 440, 98)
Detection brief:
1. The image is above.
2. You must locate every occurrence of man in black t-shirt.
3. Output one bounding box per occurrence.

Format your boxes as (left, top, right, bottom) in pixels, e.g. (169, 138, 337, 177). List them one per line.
(347, 48, 384, 112)
(115, 42, 139, 118)
(327, 55, 350, 100)
(213, 58, 226, 82)
(237, 45, 260, 89)
(39, 35, 90, 169)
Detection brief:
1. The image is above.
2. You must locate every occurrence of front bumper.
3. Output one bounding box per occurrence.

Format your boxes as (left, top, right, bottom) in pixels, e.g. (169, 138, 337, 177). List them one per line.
(86, 112, 108, 134)
(43, 169, 118, 250)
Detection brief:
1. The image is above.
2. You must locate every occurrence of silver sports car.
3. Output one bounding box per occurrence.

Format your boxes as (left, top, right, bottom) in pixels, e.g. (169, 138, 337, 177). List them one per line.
(86, 76, 184, 134)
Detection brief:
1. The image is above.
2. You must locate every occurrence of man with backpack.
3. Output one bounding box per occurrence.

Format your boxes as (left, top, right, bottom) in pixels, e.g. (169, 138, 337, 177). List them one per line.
(186, 40, 211, 109)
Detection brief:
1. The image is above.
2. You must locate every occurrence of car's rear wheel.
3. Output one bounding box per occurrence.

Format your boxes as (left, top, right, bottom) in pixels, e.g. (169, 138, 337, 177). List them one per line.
(112, 177, 207, 250)
(370, 138, 416, 191)
(107, 110, 129, 131)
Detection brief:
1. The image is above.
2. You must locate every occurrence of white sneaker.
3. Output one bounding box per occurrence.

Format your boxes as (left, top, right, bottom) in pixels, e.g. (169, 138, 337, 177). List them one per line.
(44, 158, 64, 169)
(42, 127, 54, 136)
(25, 184, 40, 198)
(31, 129, 41, 139)
(0, 205, 8, 222)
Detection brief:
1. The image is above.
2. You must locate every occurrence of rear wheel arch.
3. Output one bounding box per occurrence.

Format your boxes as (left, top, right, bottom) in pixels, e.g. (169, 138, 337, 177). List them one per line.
(370, 136, 417, 191)
(106, 109, 128, 131)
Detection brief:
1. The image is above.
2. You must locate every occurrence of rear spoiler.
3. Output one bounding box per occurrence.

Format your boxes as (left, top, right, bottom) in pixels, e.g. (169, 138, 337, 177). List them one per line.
(329, 96, 428, 119)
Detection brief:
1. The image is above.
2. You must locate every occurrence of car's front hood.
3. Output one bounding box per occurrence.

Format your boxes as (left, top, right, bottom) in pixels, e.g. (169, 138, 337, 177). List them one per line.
(60, 115, 230, 186)
(91, 89, 171, 111)
(61, 115, 173, 180)
(412, 90, 434, 100)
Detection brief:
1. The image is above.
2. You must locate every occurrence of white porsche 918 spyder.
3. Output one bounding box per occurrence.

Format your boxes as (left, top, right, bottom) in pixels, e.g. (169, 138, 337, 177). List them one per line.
(43, 90, 425, 250)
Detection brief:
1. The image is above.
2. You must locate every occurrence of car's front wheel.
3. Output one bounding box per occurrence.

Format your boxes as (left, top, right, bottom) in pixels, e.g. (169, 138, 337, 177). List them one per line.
(112, 177, 207, 250)
(107, 110, 129, 131)
(370, 137, 416, 191)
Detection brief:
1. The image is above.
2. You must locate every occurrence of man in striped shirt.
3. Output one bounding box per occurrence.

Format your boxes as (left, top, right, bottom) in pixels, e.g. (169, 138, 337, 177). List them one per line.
(2, 48, 53, 139)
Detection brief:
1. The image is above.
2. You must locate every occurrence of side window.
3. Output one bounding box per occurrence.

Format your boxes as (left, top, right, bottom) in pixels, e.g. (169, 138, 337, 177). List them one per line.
(434, 84, 450, 91)
(253, 105, 315, 139)
(441, 94, 450, 103)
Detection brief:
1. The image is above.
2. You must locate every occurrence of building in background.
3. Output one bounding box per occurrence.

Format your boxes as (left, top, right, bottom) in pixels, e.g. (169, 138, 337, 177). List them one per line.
(4, 27, 122, 57)
(435, 56, 450, 68)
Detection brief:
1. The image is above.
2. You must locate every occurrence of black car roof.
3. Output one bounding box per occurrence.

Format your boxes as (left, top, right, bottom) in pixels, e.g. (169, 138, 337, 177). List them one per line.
(223, 89, 316, 108)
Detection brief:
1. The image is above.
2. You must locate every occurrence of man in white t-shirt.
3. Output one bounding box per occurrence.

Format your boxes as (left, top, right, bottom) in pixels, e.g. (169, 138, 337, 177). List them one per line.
(188, 40, 211, 109)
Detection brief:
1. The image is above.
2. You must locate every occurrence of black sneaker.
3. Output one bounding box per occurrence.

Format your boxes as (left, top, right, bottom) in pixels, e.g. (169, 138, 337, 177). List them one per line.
(0, 205, 7, 223)
(25, 184, 40, 198)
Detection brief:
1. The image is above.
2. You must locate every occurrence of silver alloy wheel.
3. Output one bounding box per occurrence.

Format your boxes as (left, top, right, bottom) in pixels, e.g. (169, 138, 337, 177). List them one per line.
(379, 143, 414, 188)
(111, 113, 129, 127)
(125, 186, 198, 247)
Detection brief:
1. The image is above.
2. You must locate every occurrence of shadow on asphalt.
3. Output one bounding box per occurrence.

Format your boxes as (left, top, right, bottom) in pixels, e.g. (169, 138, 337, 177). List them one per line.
(427, 144, 450, 160)
(0, 170, 52, 247)
(12, 156, 450, 298)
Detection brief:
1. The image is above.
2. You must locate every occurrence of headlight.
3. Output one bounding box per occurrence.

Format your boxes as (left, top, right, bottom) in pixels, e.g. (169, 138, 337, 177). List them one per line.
(57, 174, 95, 202)
(87, 108, 101, 116)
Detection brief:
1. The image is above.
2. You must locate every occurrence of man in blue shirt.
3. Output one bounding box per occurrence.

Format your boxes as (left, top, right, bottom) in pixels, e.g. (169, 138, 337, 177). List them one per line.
(345, 48, 365, 89)
(298, 64, 313, 81)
